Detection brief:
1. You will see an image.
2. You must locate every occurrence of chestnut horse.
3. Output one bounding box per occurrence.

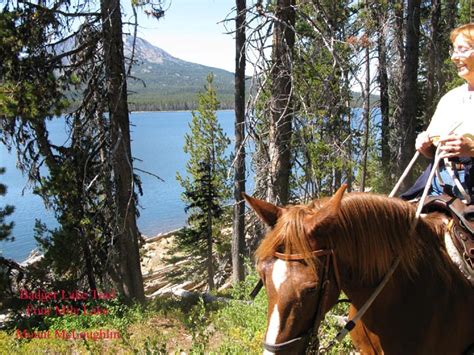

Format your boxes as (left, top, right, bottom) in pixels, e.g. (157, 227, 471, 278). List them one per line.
(244, 185, 474, 354)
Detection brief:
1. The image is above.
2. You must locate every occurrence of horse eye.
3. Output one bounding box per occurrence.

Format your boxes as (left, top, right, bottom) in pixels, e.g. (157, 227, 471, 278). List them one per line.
(302, 282, 318, 294)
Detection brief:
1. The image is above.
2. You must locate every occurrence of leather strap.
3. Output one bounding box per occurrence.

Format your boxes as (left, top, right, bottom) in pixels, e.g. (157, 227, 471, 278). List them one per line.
(448, 220, 474, 269)
(274, 249, 332, 260)
(262, 333, 310, 353)
(249, 279, 263, 299)
(273, 249, 342, 291)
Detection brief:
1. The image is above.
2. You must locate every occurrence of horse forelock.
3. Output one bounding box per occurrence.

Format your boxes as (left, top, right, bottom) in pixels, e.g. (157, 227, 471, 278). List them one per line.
(255, 204, 320, 273)
(255, 193, 455, 287)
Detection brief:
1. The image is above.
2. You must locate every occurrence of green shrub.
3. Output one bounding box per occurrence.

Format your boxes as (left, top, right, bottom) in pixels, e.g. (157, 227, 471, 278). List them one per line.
(318, 299, 355, 354)
(212, 271, 268, 353)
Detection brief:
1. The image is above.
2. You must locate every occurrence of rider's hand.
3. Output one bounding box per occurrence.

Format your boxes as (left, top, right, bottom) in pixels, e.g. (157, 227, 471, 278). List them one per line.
(438, 134, 474, 158)
(415, 131, 435, 158)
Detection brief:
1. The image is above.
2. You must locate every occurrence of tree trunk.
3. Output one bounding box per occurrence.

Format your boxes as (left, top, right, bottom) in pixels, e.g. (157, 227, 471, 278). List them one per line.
(425, 0, 441, 125)
(207, 205, 215, 290)
(388, 0, 405, 186)
(267, 0, 295, 205)
(375, 2, 390, 185)
(471, 0, 474, 22)
(360, 42, 370, 192)
(394, 0, 421, 191)
(82, 235, 97, 290)
(444, 0, 457, 33)
(101, 0, 145, 303)
(30, 121, 57, 172)
(232, 0, 246, 285)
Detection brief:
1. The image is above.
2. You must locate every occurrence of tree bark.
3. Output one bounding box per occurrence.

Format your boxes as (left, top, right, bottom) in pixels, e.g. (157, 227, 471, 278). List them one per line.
(207, 201, 215, 290)
(360, 41, 370, 193)
(394, 0, 421, 191)
(267, 0, 295, 205)
(444, 0, 457, 33)
(425, 0, 441, 125)
(375, 2, 390, 185)
(101, 0, 145, 303)
(232, 0, 246, 285)
(82, 235, 97, 290)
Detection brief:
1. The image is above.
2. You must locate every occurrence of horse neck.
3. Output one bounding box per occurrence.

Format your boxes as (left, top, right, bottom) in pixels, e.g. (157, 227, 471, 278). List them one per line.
(331, 195, 474, 352)
(332, 194, 458, 292)
(333, 195, 471, 309)
(344, 267, 473, 354)
(340, 233, 474, 354)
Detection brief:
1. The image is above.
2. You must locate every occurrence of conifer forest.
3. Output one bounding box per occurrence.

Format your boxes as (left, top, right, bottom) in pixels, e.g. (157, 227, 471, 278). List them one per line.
(0, 0, 472, 353)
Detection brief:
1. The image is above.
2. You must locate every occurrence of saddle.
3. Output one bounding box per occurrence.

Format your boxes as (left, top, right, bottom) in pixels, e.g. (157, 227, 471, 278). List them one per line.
(421, 194, 474, 283)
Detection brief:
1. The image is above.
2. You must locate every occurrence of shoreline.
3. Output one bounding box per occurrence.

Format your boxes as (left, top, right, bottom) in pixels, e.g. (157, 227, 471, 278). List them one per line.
(130, 109, 234, 114)
(8, 227, 186, 265)
(142, 227, 184, 243)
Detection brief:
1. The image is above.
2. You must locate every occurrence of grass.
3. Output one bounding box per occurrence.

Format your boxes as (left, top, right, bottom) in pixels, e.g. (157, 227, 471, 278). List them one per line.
(0, 271, 355, 354)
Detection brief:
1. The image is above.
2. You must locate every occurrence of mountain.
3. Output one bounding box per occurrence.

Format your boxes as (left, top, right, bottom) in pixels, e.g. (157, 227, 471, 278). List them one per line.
(124, 37, 235, 111)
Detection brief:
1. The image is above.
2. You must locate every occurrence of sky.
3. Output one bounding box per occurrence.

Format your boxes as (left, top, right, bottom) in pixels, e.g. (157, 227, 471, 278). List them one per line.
(123, 0, 237, 73)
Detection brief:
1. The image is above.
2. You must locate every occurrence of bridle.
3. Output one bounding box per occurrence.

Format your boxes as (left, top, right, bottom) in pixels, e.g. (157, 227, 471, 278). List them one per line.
(260, 247, 342, 353)
(257, 243, 401, 353)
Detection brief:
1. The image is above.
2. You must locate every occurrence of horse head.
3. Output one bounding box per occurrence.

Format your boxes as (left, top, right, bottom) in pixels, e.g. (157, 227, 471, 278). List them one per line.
(244, 185, 347, 354)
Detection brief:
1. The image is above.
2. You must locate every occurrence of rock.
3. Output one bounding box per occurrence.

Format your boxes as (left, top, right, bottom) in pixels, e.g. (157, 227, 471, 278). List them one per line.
(20, 249, 43, 267)
(144, 228, 182, 243)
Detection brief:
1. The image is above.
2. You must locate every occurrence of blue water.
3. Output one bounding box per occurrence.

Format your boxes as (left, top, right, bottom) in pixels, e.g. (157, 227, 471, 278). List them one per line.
(0, 110, 246, 261)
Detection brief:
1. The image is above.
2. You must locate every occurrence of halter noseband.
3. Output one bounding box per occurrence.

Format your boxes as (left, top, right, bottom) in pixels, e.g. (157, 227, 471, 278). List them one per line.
(262, 248, 341, 353)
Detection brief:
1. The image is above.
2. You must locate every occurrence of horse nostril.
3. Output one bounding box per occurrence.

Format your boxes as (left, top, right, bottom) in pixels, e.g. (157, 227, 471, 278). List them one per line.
(469, 248, 474, 257)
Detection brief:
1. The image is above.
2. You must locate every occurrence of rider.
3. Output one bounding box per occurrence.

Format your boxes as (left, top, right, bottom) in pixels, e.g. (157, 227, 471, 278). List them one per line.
(403, 23, 474, 202)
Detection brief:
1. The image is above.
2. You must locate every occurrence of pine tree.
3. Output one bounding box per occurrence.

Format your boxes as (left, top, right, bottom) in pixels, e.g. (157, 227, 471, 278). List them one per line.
(0, 167, 16, 301)
(176, 74, 231, 290)
(0, 0, 149, 302)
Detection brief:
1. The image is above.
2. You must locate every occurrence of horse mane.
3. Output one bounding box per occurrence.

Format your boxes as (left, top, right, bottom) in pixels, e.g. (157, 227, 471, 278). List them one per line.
(255, 192, 455, 286)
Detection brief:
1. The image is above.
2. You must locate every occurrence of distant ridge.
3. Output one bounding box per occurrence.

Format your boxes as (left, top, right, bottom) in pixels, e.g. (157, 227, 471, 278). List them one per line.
(124, 36, 234, 111)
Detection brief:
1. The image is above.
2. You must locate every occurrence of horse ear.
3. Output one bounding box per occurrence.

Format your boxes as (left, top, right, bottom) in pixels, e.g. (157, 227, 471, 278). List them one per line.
(242, 193, 282, 227)
(307, 184, 347, 234)
(328, 184, 347, 209)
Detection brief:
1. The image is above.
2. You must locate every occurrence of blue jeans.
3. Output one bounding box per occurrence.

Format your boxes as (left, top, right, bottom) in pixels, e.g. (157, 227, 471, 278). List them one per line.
(431, 167, 467, 199)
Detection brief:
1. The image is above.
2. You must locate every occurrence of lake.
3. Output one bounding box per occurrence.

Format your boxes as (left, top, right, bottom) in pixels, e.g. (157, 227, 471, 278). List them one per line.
(0, 110, 249, 262)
